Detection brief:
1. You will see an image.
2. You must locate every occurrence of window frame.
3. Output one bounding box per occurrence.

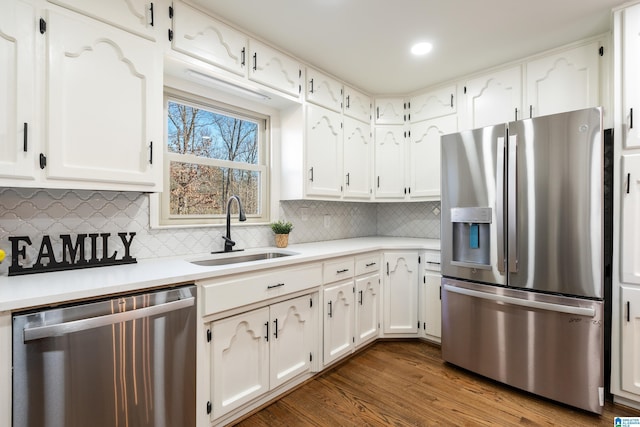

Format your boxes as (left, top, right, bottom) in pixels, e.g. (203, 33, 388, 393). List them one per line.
(158, 89, 270, 227)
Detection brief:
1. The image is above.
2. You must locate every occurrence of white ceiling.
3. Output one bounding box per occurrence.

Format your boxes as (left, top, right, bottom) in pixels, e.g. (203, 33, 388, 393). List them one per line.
(190, 0, 626, 96)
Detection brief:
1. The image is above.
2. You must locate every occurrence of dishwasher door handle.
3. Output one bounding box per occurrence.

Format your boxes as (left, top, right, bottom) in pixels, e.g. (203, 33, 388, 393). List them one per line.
(23, 297, 195, 342)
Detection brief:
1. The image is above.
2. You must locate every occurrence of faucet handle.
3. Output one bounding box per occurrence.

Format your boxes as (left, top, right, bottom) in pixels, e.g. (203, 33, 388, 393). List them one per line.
(222, 236, 236, 246)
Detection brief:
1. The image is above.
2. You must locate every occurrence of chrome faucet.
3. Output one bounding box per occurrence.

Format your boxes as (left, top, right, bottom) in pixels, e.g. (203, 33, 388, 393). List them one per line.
(222, 195, 246, 252)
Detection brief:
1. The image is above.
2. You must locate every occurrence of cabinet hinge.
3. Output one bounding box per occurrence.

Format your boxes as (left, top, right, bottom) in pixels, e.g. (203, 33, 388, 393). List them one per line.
(310, 352, 313, 362)
(310, 297, 313, 308)
(599, 46, 604, 57)
(423, 276, 426, 284)
(463, 86, 467, 94)
(418, 255, 421, 264)
(169, 5, 174, 19)
(206, 401, 212, 415)
(168, 28, 173, 41)
(206, 329, 212, 342)
(39, 18, 46, 34)
(39, 153, 47, 169)
(353, 337, 355, 343)
(417, 321, 420, 329)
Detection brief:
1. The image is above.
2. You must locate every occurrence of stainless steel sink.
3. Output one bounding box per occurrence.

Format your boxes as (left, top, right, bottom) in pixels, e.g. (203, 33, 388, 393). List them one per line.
(190, 250, 296, 266)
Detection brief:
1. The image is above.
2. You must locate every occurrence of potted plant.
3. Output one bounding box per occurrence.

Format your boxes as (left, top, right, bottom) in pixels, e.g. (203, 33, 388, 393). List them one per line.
(270, 220, 293, 248)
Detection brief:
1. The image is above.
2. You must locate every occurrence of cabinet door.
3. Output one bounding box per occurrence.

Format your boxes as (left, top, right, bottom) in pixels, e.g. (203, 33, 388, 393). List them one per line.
(0, 0, 36, 180)
(211, 307, 269, 418)
(383, 253, 418, 334)
(343, 116, 372, 199)
(269, 295, 314, 389)
(249, 40, 300, 97)
(622, 4, 640, 149)
(423, 271, 442, 341)
(526, 41, 600, 118)
(344, 85, 371, 123)
(323, 280, 354, 366)
(374, 98, 405, 125)
(621, 286, 640, 395)
(306, 68, 343, 112)
(355, 273, 379, 347)
(622, 154, 640, 284)
(343, 86, 371, 123)
(171, 2, 248, 76)
(47, 0, 156, 40)
(374, 126, 406, 199)
(45, 8, 162, 190)
(409, 115, 457, 199)
(465, 66, 522, 129)
(410, 85, 456, 122)
(305, 104, 343, 197)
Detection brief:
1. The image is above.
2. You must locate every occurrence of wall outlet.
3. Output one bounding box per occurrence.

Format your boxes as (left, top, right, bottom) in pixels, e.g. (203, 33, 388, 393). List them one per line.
(324, 214, 331, 228)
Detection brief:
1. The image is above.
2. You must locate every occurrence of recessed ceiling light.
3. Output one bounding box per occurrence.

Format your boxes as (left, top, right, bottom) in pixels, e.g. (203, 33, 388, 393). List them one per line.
(411, 42, 433, 56)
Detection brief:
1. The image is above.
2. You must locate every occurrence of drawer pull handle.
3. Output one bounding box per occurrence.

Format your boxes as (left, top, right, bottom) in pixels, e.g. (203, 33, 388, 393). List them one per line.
(365, 262, 376, 267)
(267, 283, 285, 289)
(337, 268, 349, 274)
(328, 301, 333, 318)
(427, 261, 441, 265)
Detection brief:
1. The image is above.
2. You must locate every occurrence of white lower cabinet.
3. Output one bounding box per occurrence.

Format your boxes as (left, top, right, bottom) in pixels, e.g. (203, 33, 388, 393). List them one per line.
(354, 273, 380, 346)
(323, 280, 355, 365)
(382, 252, 419, 335)
(419, 251, 442, 343)
(210, 294, 316, 420)
(621, 286, 640, 396)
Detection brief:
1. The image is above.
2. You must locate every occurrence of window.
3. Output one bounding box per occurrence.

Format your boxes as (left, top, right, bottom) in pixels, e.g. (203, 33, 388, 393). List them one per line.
(160, 93, 269, 226)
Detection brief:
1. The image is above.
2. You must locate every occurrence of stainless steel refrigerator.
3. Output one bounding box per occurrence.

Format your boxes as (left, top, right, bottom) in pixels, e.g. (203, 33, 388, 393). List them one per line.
(440, 107, 608, 414)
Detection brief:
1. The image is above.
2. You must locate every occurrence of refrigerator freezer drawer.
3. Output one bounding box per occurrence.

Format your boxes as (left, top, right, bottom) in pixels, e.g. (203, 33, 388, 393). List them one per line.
(441, 278, 604, 414)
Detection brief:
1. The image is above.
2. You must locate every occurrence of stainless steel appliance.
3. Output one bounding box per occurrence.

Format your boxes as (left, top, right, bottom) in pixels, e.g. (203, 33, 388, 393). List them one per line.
(12, 285, 197, 427)
(440, 107, 608, 413)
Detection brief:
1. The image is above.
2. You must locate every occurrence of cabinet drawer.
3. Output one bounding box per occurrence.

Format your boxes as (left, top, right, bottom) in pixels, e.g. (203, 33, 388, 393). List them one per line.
(423, 251, 441, 272)
(201, 264, 322, 315)
(323, 258, 355, 283)
(355, 253, 380, 276)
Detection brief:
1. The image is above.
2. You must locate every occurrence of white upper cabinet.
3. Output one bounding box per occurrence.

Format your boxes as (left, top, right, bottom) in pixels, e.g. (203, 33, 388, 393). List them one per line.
(464, 66, 522, 129)
(47, 0, 157, 40)
(305, 104, 343, 197)
(306, 67, 343, 112)
(621, 4, 640, 149)
(0, 0, 36, 181)
(344, 85, 371, 123)
(375, 97, 405, 125)
(374, 126, 406, 199)
(525, 41, 601, 118)
(343, 117, 372, 199)
(409, 115, 457, 199)
(249, 40, 301, 97)
(44, 7, 162, 190)
(621, 154, 640, 285)
(410, 84, 457, 122)
(171, 2, 248, 76)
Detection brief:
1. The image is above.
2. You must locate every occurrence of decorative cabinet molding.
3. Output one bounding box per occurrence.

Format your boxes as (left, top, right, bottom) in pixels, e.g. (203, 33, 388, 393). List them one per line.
(171, 2, 248, 76)
(525, 41, 601, 118)
(410, 84, 456, 122)
(47, 0, 157, 40)
(344, 85, 371, 123)
(306, 67, 343, 112)
(464, 66, 523, 129)
(249, 40, 301, 97)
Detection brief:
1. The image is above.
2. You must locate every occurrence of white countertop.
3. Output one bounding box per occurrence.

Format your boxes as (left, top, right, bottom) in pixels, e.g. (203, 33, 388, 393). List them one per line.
(0, 237, 439, 312)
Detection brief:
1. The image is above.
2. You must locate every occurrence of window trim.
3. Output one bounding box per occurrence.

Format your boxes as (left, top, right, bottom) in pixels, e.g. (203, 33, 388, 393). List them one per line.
(158, 89, 271, 227)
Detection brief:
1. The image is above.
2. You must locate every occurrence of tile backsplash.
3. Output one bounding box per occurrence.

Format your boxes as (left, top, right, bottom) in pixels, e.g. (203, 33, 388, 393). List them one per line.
(0, 188, 440, 275)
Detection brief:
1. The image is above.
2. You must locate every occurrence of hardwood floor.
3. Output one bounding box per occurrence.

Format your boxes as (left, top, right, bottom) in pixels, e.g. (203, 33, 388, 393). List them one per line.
(234, 340, 640, 426)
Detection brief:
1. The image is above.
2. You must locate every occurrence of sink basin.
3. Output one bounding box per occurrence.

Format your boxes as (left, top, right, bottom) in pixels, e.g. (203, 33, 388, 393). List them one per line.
(190, 250, 296, 266)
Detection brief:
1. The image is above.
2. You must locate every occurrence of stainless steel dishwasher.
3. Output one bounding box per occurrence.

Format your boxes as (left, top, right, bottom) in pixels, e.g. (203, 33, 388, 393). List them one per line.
(12, 284, 196, 427)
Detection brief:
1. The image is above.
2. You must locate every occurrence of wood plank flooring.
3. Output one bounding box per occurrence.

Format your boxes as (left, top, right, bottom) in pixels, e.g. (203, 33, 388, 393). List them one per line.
(234, 340, 640, 426)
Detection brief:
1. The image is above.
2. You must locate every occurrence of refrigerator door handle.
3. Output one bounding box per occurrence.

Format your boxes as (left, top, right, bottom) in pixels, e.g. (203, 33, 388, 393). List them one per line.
(507, 134, 518, 273)
(443, 284, 596, 317)
(496, 136, 506, 273)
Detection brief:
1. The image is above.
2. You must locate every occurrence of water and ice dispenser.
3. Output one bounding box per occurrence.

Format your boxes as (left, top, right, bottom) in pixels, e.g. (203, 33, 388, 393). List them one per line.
(450, 207, 492, 269)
